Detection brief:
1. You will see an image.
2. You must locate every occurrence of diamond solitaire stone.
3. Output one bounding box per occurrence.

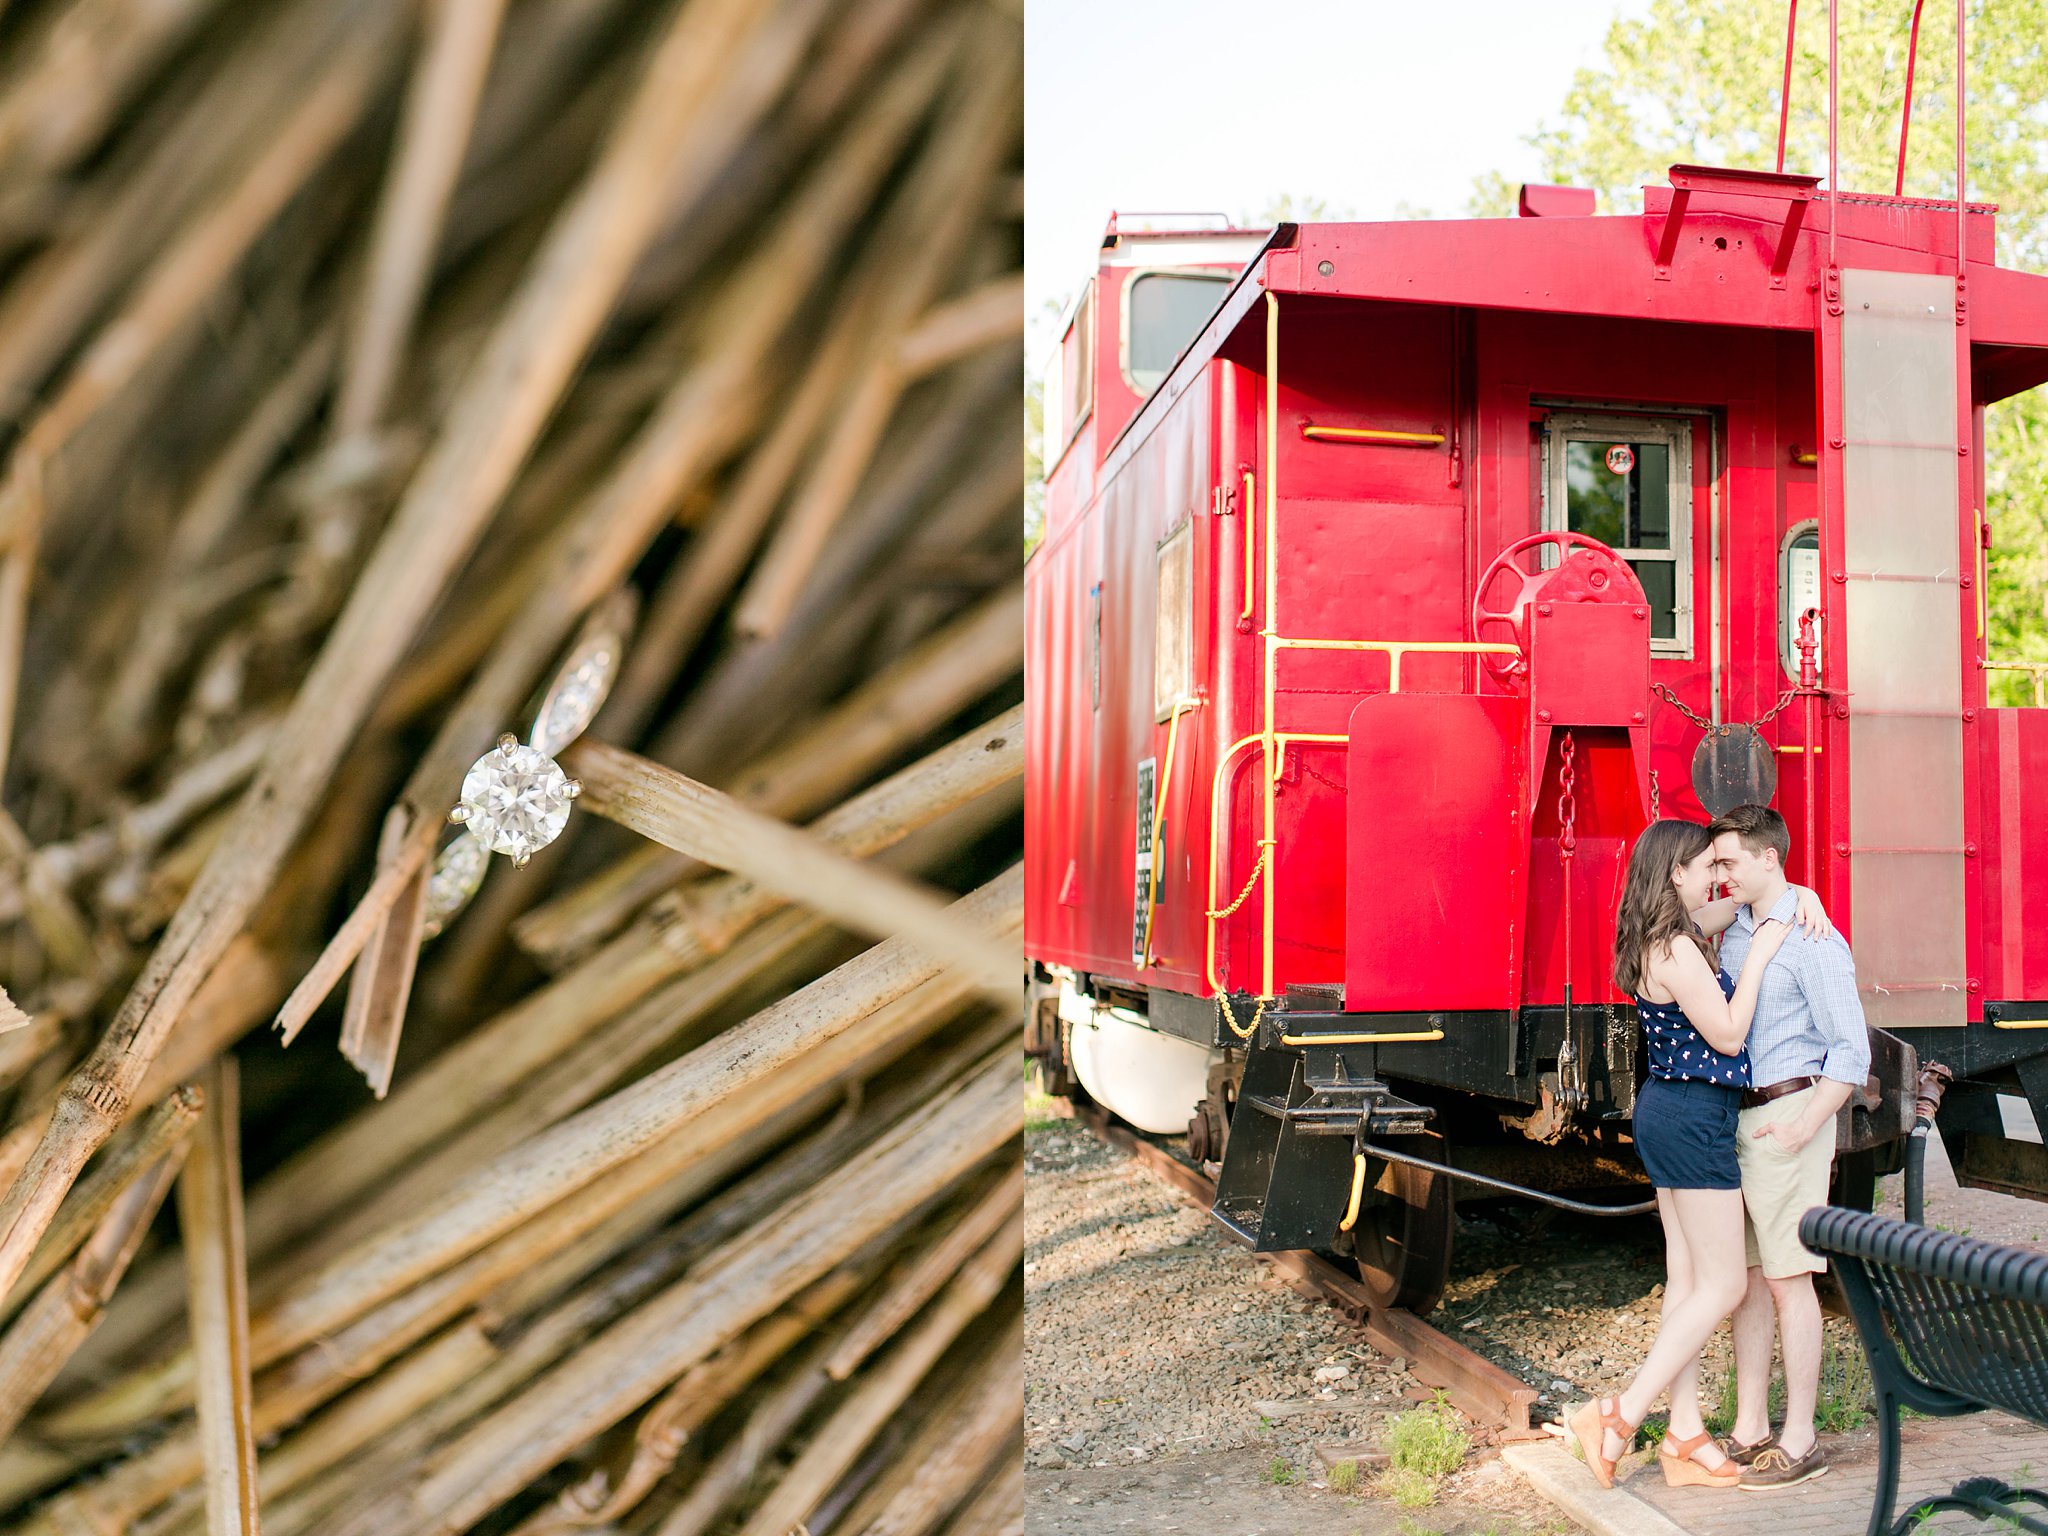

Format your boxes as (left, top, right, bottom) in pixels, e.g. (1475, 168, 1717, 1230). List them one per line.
(457, 741, 574, 858)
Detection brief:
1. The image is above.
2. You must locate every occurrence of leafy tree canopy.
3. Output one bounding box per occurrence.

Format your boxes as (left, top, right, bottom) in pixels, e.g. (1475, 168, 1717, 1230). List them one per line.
(1481, 0, 2048, 698)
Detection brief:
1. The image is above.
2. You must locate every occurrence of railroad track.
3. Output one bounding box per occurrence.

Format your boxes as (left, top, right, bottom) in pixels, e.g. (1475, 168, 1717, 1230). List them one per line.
(1058, 1098, 1544, 1442)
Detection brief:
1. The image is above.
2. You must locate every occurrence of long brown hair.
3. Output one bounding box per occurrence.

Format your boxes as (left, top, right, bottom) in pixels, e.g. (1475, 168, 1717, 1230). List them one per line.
(1612, 819, 1718, 995)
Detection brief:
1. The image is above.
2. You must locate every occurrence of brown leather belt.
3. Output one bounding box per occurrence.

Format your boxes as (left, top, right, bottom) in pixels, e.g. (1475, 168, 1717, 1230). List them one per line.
(1741, 1074, 1818, 1110)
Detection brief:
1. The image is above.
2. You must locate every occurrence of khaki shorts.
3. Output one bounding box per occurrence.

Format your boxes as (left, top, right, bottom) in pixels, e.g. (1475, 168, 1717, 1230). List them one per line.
(1736, 1086, 1837, 1278)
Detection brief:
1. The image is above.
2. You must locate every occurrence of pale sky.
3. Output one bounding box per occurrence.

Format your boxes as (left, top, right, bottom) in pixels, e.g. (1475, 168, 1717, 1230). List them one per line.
(1025, 0, 1651, 348)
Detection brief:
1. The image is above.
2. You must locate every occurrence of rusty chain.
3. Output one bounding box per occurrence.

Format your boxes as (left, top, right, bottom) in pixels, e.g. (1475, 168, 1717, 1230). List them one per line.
(1651, 681, 1803, 735)
(1557, 732, 1577, 859)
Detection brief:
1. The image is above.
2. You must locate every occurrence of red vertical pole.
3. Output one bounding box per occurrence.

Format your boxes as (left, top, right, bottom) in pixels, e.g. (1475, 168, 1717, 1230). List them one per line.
(1897, 0, 1926, 196)
(1956, 0, 1967, 258)
(1777, 0, 1799, 174)
(1828, 0, 1839, 269)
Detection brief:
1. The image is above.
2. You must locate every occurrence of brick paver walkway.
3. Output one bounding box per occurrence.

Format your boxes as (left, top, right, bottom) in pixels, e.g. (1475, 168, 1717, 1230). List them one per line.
(1629, 1410, 2048, 1534)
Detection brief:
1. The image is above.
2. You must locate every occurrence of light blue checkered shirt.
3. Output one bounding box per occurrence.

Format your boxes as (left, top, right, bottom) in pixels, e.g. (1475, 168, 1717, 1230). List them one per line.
(1718, 887, 1871, 1090)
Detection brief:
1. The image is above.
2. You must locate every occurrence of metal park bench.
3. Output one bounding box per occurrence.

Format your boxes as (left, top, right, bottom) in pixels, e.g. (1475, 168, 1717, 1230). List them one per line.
(1802, 1206, 2048, 1536)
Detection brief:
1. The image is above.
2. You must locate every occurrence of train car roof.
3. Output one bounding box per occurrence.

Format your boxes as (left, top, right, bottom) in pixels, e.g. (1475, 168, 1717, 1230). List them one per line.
(1099, 164, 2048, 486)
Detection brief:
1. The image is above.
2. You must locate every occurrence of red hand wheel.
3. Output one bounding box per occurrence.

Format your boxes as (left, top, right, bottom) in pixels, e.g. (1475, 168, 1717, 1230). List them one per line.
(1470, 532, 1644, 683)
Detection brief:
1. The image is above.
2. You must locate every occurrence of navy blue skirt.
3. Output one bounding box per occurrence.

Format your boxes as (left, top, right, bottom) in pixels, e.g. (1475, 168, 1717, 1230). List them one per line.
(1632, 1076, 1742, 1191)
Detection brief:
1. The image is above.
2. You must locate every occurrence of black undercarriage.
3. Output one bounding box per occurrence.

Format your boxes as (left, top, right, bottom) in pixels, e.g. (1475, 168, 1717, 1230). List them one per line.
(1028, 968, 2048, 1317)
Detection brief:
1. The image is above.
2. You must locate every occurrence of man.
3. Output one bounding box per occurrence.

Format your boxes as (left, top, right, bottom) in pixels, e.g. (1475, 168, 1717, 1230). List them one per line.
(1708, 803, 1870, 1491)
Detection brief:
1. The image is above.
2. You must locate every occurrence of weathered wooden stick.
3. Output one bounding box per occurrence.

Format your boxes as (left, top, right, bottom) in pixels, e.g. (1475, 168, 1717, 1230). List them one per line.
(649, 701, 1021, 971)
(732, 24, 1020, 637)
(6, 1087, 202, 1313)
(825, 1164, 1022, 1381)
(138, 1322, 498, 1536)
(252, 869, 1019, 1368)
(848, 1326, 1021, 1536)
(564, 737, 1015, 1001)
(0, 9, 402, 790)
(245, 703, 1016, 1278)
(728, 1224, 1022, 1536)
(177, 1057, 258, 1536)
(328, 1048, 1019, 1536)
(0, 1142, 188, 1443)
(632, 1333, 842, 1536)
(926, 1446, 1023, 1536)
(895, 274, 1025, 380)
(511, 1325, 841, 1536)
(43, 956, 998, 1446)
(331, 0, 510, 441)
(0, 0, 791, 1299)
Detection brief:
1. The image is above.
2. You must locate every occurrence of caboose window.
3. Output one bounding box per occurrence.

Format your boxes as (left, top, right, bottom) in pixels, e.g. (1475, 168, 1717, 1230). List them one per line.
(1154, 521, 1195, 719)
(1042, 281, 1095, 469)
(1122, 271, 1229, 395)
(1541, 412, 1694, 656)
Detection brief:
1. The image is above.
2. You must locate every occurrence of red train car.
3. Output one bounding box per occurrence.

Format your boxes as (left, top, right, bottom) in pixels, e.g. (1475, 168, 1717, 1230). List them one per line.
(1024, 175, 2048, 1313)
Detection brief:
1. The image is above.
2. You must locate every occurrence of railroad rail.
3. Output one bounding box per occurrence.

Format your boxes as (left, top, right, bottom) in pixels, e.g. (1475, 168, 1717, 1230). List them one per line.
(1057, 1097, 1544, 1441)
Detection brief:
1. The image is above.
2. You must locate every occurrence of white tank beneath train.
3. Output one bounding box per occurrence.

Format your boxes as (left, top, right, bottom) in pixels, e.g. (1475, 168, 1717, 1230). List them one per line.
(1059, 982, 1218, 1135)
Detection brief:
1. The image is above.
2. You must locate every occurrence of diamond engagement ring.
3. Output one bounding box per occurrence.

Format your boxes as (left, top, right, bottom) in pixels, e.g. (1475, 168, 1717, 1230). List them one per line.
(421, 593, 633, 938)
(448, 733, 582, 866)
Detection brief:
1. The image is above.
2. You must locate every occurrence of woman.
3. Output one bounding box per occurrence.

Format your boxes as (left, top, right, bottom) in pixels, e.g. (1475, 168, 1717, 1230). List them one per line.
(1565, 818, 1827, 1489)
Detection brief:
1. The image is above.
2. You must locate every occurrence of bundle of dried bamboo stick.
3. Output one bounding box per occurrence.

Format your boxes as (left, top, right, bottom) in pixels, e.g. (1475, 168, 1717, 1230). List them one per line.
(0, 1, 1023, 1531)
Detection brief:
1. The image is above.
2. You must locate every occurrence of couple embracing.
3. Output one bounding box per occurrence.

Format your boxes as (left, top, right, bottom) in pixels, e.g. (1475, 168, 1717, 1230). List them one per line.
(1564, 804, 1870, 1494)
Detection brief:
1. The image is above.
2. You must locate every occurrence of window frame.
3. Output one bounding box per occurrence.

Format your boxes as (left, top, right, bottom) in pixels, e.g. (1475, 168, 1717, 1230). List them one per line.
(1539, 410, 1696, 659)
(1779, 519, 1824, 681)
(1119, 267, 1231, 398)
(1153, 520, 1196, 721)
(1042, 279, 1095, 472)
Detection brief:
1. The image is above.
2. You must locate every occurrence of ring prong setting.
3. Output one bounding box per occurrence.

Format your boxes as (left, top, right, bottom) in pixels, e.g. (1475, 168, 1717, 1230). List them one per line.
(497, 732, 519, 752)
(447, 805, 470, 824)
(564, 779, 582, 800)
(513, 851, 532, 869)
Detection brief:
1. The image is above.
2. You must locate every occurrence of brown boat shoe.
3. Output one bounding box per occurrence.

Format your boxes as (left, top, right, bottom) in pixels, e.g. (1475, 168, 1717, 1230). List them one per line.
(1717, 1431, 1775, 1467)
(1739, 1440, 1830, 1490)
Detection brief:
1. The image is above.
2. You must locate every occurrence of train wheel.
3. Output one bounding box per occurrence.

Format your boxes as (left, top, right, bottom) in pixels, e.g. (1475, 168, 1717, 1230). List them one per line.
(1350, 1140, 1453, 1316)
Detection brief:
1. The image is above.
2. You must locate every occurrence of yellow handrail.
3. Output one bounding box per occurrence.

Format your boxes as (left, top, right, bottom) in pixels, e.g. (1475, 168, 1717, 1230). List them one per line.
(1301, 422, 1446, 447)
(1199, 289, 1523, 1026)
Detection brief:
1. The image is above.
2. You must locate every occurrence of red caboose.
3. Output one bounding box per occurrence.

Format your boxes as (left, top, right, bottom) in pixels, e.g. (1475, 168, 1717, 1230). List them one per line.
(1025, 175, 2048, 1313)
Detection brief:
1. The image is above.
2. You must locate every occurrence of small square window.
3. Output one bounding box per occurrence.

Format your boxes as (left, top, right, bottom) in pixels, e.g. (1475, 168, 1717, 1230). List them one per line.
(1542, 413, 1694, 657)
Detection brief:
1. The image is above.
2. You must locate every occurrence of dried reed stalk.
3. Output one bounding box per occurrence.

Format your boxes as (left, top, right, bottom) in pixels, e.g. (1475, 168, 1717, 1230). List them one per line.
(42, 933, 1012, 1445)
(331, 1048, 1019, 1536)
(0, 1140, 188, 1441)
(847, 1324, 1021, 1536)
(176, 1057, 257, 1536)
(0, 4, 1020, 1527)
(4, 1087, 201, 1313)
(272, 24, 949, 1061)
(0, 0, 807, 1298)
(824, 1164, 1023, 1380)
(730, 1224, 1022, 1536)
(565, 737, 1015, 1000)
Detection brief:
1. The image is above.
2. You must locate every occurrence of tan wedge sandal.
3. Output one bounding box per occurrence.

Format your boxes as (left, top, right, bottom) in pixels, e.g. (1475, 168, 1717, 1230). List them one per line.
(1567, 1396, 1636, 1488)
(1659, 1429, 1741, 1488)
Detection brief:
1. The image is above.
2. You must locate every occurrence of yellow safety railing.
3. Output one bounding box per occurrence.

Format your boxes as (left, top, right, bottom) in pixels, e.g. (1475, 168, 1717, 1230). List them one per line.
(1301, 422, 1446, 447)
(1198, 291, 1522, 1029)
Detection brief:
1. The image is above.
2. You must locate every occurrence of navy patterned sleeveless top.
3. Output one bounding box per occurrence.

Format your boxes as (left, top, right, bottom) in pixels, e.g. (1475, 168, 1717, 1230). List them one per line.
(1634, 967, 1749, 1087)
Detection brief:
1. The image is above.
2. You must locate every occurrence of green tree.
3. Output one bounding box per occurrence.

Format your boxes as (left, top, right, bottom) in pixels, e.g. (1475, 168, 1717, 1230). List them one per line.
(1489, 0, 2048, 697)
